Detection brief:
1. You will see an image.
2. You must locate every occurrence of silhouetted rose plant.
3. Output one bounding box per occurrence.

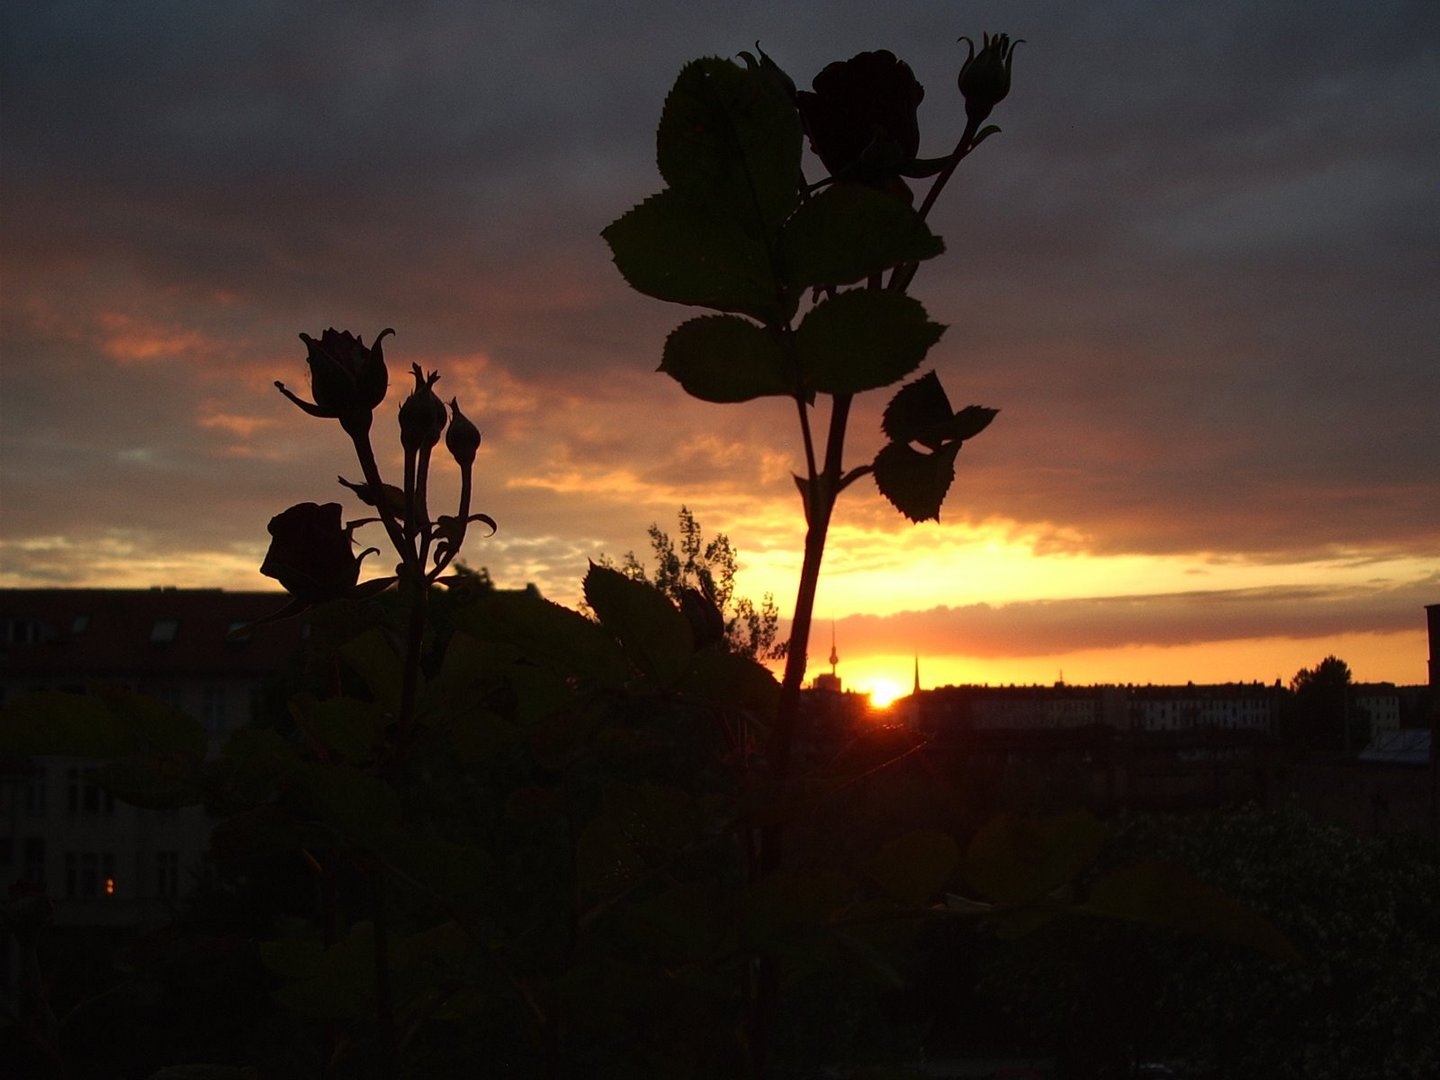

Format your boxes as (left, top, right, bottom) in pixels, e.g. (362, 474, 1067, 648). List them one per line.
(0, 34, 1299, 1080)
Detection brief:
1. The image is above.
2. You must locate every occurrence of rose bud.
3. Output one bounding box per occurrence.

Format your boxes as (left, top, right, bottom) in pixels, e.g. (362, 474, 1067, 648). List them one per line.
(276, 328, 393, 437)
(259, 502, 372, 603)
(398, 364, 448, 452)
(738, 41, 797, 103)
(957, 32, 1022, 127)
(445, 398, 481, 467)
(797, 50, 925, 201)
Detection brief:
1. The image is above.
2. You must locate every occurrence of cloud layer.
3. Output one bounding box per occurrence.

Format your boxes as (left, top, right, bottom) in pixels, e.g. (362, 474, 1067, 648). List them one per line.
(3, 1, 1437, 673)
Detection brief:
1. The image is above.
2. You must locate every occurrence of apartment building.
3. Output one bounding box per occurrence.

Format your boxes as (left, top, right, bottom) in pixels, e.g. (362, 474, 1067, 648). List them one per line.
(1, 588, 309, 929)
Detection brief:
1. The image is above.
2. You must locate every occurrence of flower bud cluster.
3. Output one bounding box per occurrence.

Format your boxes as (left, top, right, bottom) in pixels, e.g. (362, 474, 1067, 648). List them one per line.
(264, 328, 495, 612)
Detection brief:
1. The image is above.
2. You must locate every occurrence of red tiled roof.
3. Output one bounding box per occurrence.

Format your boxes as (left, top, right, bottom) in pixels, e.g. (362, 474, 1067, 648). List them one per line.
(1, 588, 310, 678)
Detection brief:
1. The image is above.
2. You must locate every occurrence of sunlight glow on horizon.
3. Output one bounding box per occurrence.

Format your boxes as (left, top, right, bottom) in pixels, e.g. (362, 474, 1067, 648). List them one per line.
(833, 629, 1428, 694)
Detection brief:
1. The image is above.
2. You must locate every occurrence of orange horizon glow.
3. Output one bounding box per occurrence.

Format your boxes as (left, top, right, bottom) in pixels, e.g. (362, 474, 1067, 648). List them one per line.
(823, 628, 1429, 696)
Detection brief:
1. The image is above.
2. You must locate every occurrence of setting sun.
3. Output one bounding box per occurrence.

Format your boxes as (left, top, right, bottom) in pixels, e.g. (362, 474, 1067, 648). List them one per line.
(856, 677, 908, 709)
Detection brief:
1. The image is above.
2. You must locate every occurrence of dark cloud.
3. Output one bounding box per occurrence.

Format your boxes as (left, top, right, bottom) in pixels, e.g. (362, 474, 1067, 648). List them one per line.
(837, 572, 1440, 659)
(2, 1, 1437, 606)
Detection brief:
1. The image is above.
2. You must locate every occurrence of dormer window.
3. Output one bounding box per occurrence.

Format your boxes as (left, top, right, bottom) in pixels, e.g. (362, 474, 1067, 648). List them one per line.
(150, 618, 179, 644)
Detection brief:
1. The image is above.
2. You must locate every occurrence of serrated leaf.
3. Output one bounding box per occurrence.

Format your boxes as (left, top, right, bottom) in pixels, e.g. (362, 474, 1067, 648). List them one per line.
(265, 920, 469, 1021)
(882, 371, 954, 448)
(883, 375, 999, 451)
(742, 870, 853, 952)
(657, 57, 802, 234)
(96, 752, 204, 810)
(935, 404, 999, 444)
(290, 760, 401, 840)
(447, 703, 517, 763)
(583, 563, 693, 684)
(290, 694, 385, 764)
(0, 689, 207, 760)
(104, 690, 209, 756)
(0, 691, 125, 756)
(781, 182, 944, 289)
(1085, 863, 1301, 962)
(336, 628, 402, 714)
(626, 883, 729, 964)
(872, 440, 962, 523)
(865, 829, 960, 905)
(208, 804, 331, 864)
(373, 833, 491, 898)
(679, 649, 780, 717)
(964, 811, 1107, 906)
(796, 290, 944, 395)
(660, 314, 793, 403)
(454, 588, 627, 686)
(576, 815, 646, 895)
(603, 190, 782, 322)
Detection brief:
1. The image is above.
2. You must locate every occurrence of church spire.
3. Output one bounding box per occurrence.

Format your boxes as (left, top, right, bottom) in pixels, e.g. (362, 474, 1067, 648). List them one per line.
(913, 653, 921, 695)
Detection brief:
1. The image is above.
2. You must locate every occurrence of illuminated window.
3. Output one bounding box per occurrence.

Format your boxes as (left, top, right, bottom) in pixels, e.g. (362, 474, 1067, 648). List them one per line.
(65, 851, 115, 898)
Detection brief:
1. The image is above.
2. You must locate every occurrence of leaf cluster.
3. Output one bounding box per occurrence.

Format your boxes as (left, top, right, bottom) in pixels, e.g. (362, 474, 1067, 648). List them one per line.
(604, 55, 997, 522)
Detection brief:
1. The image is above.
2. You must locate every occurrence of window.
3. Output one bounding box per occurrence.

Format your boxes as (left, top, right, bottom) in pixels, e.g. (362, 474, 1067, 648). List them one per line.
(65, 851, 115, 898)
(150, 618, 179, 643)
(4, 618, 42, 644)
(66, 767, 114, 816)
(23, 838, 45, 887)
(71, 614, 90, 635)
(26, 765, 47, 816)
(202, 686, 227, 735)
(156, 851, 180, 899)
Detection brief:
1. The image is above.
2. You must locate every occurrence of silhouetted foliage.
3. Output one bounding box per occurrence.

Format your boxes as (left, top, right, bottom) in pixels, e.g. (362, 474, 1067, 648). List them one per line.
(601, 506, 786, 661)
(1287, 654, 1357, 746)
(0, 34, 1314, 1080)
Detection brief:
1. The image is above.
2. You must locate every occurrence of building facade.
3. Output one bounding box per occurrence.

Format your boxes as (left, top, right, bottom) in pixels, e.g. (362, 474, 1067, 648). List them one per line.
(2, 589, 309, 935)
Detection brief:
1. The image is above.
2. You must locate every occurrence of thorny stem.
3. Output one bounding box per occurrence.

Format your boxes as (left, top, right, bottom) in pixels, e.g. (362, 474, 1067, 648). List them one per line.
(350, 431, 410, 563)
(890, 117, 982, 294)
(371, 871, 399, 1080)
(752, 391, 853, 1075)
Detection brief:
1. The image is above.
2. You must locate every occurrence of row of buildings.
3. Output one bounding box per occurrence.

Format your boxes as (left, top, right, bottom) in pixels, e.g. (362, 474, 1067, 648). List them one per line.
(3, 589, 1437, 958)
(898, 678, 1423, 739)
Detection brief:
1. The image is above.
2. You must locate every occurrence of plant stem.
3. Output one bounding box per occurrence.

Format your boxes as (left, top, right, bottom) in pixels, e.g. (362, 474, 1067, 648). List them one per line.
(350, 432, 411, 562)
(371, 871, 399, 1080)
(752, 392, 853, 1076)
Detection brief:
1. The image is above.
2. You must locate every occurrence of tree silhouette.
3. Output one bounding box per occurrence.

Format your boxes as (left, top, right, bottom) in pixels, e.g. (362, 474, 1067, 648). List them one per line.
(602, 507, 786, 661)
(1289, 654, 1354, 747)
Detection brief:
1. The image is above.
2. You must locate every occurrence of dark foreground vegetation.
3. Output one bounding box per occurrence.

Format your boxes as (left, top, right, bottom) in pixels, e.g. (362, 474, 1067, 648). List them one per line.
(4, 33, 1437, 1080)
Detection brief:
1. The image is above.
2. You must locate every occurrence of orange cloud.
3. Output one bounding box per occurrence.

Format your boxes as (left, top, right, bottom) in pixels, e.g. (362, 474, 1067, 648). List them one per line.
(97, 312, 212, 364)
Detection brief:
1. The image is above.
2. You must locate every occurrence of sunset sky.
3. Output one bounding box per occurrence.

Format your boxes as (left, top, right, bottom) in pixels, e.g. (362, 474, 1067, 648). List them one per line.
(2, 2, 1437, 703)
